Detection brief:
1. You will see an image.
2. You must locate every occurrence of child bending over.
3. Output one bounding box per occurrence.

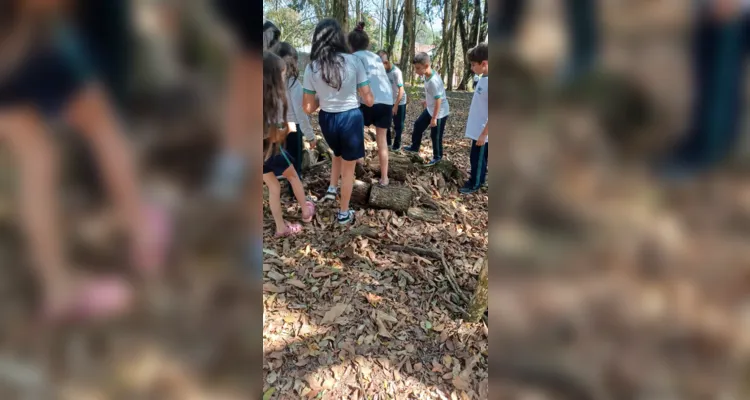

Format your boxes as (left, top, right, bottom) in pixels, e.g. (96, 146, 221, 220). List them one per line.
(263, 52, 315, 237)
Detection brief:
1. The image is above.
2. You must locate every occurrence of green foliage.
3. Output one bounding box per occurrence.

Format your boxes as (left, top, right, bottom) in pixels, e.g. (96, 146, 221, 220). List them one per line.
(264, 7, 315, 48)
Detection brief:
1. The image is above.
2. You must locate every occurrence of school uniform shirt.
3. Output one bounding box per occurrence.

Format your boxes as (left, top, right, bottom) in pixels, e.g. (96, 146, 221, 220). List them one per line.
(286, 77, 315, 140)
(386, 65, 407, 105)
(424, 71, 450, 119)
(303, 53, 369, 113)
(353, 50, 393, 105)
(465, 75, 488, 142)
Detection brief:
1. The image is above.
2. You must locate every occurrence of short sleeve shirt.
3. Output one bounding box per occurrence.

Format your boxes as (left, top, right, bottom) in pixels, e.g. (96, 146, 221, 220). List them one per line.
(387, 66, 407, 105)
(303, 53, 369, 113)
(424, 71, 449, 119)
(352, 50, 392, 105)
(465, 76, 488, 142)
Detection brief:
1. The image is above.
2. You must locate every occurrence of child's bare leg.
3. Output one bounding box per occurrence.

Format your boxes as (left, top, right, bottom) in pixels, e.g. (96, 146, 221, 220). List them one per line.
(64, 85, 159, 272)
(0, 108, 131, 318)
(282, 167, 311, 217)
(340, 160, 356, 212)
(263, 173, 286, 233)
(0, 109, 67, 296)
(330, 156, 342, 188)
(376, 127, 389, 184)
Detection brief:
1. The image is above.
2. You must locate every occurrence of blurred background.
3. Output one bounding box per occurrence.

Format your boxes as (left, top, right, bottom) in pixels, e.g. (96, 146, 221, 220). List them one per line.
(0, 0, 262, 398)
(490, 0, 750, 398)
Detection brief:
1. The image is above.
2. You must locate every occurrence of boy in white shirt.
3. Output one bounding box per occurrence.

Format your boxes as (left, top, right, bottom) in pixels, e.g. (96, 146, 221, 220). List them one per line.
(460, 43, 488, 194)
(404, 52, 450, 165)
(378, 50, 408, 151)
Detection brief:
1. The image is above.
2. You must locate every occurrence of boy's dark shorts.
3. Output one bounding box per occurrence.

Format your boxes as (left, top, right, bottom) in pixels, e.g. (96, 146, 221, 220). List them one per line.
(319, 108, 365, 161)
(263, 148, 294, 177)
(0, 28, 94, 117)
(360, 103, 392, 129)
(214, 0, 262, 52)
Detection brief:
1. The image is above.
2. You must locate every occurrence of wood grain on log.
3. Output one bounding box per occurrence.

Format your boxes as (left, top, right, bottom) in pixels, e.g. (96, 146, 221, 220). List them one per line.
(351, 180, 371, 206)
(368, 184, 413, 213)
(407, 207, 441, 223)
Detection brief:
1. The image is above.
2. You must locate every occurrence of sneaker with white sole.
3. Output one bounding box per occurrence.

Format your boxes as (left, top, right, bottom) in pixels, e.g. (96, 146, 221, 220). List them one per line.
(337, 209, 355, 225)
(322, 186, 337, 202)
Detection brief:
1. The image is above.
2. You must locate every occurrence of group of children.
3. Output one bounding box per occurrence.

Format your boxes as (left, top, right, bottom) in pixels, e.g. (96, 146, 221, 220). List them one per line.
(262, 18, 489, 237)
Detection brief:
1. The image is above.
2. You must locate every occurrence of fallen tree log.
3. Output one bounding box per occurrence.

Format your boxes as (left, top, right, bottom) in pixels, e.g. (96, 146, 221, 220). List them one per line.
(407, 207, 441, 223)
(365, 153, 417, 182)
(351, 180, 371, 206)
(429, 159, 465, 183)
(368, 184, 413, 213)
(467, 257, 488, 323)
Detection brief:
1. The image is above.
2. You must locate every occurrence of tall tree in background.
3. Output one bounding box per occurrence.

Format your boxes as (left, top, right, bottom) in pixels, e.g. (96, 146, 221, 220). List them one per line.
(356, 0, 362, 23)
(440, 0, 451, 78)
(446, 0, 458, 90)
(332, 0, 348, 31)
(384, 0, 404, 57)
(457, 0, 483, 89)
(399, 0, 415, 82)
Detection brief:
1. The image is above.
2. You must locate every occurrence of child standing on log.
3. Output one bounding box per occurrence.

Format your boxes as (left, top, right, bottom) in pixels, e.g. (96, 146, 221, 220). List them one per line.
(403, 52, 450, 165)
(348, 22, 393, 186)
(275, 42, 316, 184)
(263, 52, 316, 237)
(378, 50, 407, 152)
(460, 43, 489, 194)
(302, 18, 375, 225)
(0, 1, 171, 322)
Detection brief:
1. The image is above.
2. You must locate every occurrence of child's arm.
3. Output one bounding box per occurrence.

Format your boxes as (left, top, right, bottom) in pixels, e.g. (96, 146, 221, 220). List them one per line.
(301, 66, 319, 114)
(476, 123, 488, 146)
(430, 98, 442, 127)
(291, 81, 315, 141)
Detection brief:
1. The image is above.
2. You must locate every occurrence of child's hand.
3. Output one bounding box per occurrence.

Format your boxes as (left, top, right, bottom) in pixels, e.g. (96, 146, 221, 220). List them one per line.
(392, 105, 398, 116)
(422, 100, 427, 108)
(429, 118, 437, 128)
(476, 135, 487, 146)
(310, 138, 318, 150)
(712, 0, 742, 20)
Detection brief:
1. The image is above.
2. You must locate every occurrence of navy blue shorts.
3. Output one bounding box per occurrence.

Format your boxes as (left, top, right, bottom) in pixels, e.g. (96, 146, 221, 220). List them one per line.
(319, 108, 365, 161)
(0, 28, 94, 117)
(360, 103, 392, 129)
(263, 148, 294, 177)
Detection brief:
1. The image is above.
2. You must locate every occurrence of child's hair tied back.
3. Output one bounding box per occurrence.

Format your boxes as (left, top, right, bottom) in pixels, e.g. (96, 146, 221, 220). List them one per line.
(356, 21, 366, 31)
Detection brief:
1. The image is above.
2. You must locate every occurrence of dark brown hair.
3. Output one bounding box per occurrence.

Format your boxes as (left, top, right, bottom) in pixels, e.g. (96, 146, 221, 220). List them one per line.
(347, 21, 369, 52)
(263, 51, 289, 160)
(310, 18, 349, 90)
(263, 20, 281, 51)
(275, 42, 299, 87)
(468, 42, 488, 63)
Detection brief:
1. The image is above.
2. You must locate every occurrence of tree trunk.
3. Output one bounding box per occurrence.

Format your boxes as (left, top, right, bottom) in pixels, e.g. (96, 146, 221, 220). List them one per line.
(446, 0, 459, 91)
(441, 0, 451, 78)
(366, 152, 416, 182)
(368, 184, 413, 212)
(332, 0, 349, 32)
(479, 0, 488, 45)
(356, 0, 362, 24)
(351, 180, 372, 205)
(399, 0, 415, 80)
(467, 257, 488, 323)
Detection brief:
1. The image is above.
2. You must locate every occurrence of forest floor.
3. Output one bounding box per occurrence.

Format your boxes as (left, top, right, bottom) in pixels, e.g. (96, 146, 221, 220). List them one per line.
(262, 86, 490, 399)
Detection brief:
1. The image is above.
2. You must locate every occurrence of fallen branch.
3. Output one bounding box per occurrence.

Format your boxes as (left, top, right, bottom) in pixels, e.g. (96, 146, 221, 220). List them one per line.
(387, 244, 471, 305)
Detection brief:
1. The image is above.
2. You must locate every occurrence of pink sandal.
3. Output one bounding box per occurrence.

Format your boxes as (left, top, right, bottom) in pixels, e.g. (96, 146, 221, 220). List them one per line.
(275, 222, 303, 238)
(302, 201, 316, 223)
(43, 276, 134, 323)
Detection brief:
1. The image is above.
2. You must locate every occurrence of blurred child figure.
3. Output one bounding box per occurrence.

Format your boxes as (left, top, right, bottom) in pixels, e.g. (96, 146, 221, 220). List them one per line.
(660, 0, 750, 177)
(263, 51, 315, 236)
(460, 43, 489, 195)
(497, 0, 598, 82)
(208, 3, 267, 200)
(378, 50, 407, 151)
(303, 18, 375, 225)
(275, 42, 316, 182)
(349, 22, 393, 185)
(403, 52, 450, 165)
(0, 0, 170, 322)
